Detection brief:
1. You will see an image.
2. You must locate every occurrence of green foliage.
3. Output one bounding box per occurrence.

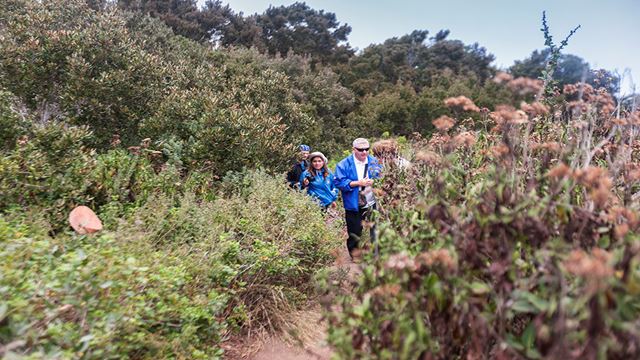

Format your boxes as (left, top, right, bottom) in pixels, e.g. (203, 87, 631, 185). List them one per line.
(0, 88, 27, 151)
(345, 73, 516, 138)
(0, 212, 226, 359)
(339, 29, 496, 97)
(323, 102, 640, 358)
(255, 2, 353, 65)
(0, 123, 97, 228)
(539, 11, 581, 99)
(510, 48, 621, 96)
(0, 170, 340, 358)
(0, 0, 168, 147)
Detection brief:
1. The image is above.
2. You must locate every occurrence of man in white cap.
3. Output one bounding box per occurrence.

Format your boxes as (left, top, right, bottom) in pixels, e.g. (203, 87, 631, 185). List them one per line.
(334, 138, 382, 259)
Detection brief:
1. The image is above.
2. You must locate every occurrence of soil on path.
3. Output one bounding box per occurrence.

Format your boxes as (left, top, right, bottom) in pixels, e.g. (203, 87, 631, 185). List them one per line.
(249, 247, 360, 360)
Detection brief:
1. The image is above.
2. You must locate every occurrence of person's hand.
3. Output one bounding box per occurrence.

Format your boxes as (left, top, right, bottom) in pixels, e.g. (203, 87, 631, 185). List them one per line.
(361, 178, 374, 187)
(330, 202, 337, 209)
(303, 178, 310, 186)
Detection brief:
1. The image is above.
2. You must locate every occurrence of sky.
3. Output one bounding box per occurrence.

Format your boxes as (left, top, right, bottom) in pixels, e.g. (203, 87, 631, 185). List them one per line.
(200, 0, 639, 95)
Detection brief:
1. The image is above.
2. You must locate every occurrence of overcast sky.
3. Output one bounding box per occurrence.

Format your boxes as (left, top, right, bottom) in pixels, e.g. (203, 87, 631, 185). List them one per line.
(199, 0, 639, 95)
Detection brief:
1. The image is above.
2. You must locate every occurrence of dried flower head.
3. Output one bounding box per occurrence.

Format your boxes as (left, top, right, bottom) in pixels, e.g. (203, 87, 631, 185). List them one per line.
(490, 105, 528, 125)
(533, 141, 561, 154)
(372, 139, 399, 159)
(506, 77, 543, 95)
(492, 72, 513, 84)
(17, 135, 29, 146)
(367, 284, 401, 298)
(444, 96, 480, 112)
(416, 249, 457, 272)
(384, 252, 416, 272)
(490, 144, 510, 159)
(573, 166, 613, 207)
(520, 101, 550, 117)
(547, 163, 572, 179)
(110, 134, 121, 148)
(453, 131, 477, 148)
(427, 133, 451, 150)
(564, 248, 613, 293)
(415, 150, 441, 167)
(432, 115, 456, 132)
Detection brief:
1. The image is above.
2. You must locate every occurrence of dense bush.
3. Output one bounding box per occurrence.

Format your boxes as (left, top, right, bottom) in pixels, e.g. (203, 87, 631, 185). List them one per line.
(323, 86, 640, 359)
(0, 171, 341, 358)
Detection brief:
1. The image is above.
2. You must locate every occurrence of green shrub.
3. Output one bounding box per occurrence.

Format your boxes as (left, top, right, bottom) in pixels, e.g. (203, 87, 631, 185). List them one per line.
(0, 212, 225, 359)
(1, 170, 341, 358)
(323, 103, 640, 359)
(123, 170, 341, 333)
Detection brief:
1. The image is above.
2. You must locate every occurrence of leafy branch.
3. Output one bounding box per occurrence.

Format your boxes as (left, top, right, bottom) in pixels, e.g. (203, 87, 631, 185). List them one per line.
(540, 11, 581, 99)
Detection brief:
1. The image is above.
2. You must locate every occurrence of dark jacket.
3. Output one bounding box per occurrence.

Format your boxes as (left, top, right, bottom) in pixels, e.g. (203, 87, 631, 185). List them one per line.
(286, 160, 308, 189)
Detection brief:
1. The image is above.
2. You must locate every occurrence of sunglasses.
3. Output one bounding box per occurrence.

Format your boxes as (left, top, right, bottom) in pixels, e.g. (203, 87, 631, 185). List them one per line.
(354, 147, 369, 152)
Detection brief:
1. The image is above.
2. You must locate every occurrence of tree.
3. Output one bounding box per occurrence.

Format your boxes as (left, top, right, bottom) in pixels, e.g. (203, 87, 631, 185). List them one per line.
(255, 2, 353, 65)
(510, 49, 620, 95)
(340, 30, 496, 96)
(116, 0, 239, 43)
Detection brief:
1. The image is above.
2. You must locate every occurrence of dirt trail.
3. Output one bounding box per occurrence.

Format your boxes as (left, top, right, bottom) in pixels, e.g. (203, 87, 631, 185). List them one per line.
(247, 245, 361, 360)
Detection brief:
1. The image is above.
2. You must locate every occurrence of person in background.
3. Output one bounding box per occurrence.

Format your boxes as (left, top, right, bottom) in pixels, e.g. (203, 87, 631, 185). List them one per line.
(300, 152, 338, 210)
(286, 144, 310, 189)
(333, 138, 382, 259)
(371, 139, 411, 169)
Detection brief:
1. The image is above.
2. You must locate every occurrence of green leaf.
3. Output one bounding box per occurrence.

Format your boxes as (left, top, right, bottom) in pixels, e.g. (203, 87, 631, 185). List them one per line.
(521, 322, 536, 349)
(470, 281, 491, 295)
(511, 299, 537, 314)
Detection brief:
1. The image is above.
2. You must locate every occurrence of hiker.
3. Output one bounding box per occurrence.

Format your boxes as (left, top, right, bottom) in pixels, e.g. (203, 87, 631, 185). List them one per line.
(300, 152, 338, 210)
(371, 139, 411, 169)
(334, 138, 382, 258)
(286, 144, 311, 189)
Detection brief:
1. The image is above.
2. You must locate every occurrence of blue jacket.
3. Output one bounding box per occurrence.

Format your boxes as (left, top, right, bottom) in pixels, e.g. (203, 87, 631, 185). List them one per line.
(300, 169, 338, 207)
(333, 155, 382, 211)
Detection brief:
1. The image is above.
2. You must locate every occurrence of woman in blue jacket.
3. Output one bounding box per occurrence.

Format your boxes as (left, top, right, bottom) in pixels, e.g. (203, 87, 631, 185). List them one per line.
(300, 152, 338, 210)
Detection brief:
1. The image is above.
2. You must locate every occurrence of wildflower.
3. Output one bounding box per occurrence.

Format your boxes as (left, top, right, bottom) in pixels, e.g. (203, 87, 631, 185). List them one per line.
(625, 165, 640, 182)
(564, 248, 613, 277)
(547, 163, 571, 179)
(611, 118, 628, 126)
(520, 101, 549, 117)
(614, 223, 630, 239)
(367, 284, 401, 298)
(564, 248, 613, 293)
(453, 131, 476, 148)
(506, 77, 543, 95)
(416, 249, 457, 272)
(444, 96, 480, 112)
(432, 115, 456, 132)
(384, 252, 416, 272)
(490, 144, 510, 158)
(533, 141, 561, 154)
(490, 105, 528, 125)
(415, 150, 441, 166)
(17, 135, 29, 146)
(573, 166, 613, 207)
(110, 134, 121, 147)
(492, 72, 513, 84)
(427, 134, 451, 152)
(571, 120, 589, 130)
(605, 206, 639, 228)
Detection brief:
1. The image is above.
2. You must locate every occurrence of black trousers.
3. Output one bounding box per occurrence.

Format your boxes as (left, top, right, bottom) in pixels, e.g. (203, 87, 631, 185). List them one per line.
(345, 204, 376, 256)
